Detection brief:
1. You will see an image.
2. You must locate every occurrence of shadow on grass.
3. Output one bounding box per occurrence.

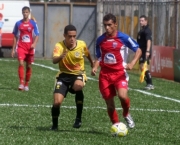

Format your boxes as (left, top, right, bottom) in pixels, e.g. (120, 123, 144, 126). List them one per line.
(9, 126, 108, 135)
(9, 126, 33, 129)
(0, 87, 14, 90)
(36, 126, 108, 135)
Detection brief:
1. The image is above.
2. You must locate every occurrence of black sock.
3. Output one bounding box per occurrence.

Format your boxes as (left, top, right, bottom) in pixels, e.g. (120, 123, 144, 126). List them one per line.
(75, 90, 84, 121)
(51, 106, 60, 127)
(145, 70, 153, 85)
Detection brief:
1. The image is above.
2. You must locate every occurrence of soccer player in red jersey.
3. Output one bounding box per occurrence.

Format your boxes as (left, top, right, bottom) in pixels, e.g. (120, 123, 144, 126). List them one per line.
(11, 6, 39, 91)
(91, 13, 142, 128)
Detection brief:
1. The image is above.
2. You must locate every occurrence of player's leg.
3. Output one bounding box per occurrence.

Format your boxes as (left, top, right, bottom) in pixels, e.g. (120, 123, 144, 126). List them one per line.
(51, 93, 64, 130)
(51, 76, 68, 130)
(71, 75, 86, 128)
(24, 62, 32, 91)
(104, 96, 119, 124)
(116, 80, 135, 128)
(24, 54, 34, 91)
(99, 73, 119, 124)
(17, 49, 26, 90)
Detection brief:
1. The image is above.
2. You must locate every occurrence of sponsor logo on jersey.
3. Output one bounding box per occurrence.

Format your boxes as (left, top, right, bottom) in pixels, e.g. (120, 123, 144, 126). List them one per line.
(23, 24, 29, 27)
(121, 81, 127, 86)
(75, 52, 80, 57)
(28, 27, 31, 32)
(107, 39, 114, 41)
(22, 35, 30, 42)
(104, 53, 117, 64)
(112, 42, 117, 48)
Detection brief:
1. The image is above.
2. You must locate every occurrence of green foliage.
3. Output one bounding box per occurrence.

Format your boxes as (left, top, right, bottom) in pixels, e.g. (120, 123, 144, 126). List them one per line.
(0, 58, 180, 145)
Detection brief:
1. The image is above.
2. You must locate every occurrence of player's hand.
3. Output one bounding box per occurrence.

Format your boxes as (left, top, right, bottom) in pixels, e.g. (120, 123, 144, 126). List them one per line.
(125, 63, 134, 70)
(11, 49, 15, 58)
(146, 52, 150, 59)
(31, 44, 36, 49)
(60, 51, 67, 59)
(91, 67, 97, 76)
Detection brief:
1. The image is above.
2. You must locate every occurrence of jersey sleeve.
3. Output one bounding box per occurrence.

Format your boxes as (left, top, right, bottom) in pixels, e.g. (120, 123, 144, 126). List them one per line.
(53, 43, 64, 57)
(145, 29, 152, 41)
(95, 35, 105, 60)
(12, 22, 18, 36)
(82, 41, 89, 57)
(30, 20, 39, 36)
(0, 21, 4, 29)
(118, 32, 139, 52)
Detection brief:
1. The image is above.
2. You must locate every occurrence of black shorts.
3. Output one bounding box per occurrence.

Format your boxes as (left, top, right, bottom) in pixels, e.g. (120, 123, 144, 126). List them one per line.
(139, 48, 152, 65)
(54, 73, 86, 97)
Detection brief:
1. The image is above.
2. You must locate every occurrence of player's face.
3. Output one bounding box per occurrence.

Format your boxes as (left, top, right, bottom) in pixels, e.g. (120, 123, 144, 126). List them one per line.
(140, 18, 147, 27)
(64, 31, 77, 46)
(103, 20, 117, 36)
(22, 9, 30, 20)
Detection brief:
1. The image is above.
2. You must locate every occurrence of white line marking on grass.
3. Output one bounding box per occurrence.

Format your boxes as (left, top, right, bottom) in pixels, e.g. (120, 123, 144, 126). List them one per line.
(32, 62, 98, 81)
(0, 103, 180, 113)
(0, 59, 179, 102)
(130, 88, 180, 103)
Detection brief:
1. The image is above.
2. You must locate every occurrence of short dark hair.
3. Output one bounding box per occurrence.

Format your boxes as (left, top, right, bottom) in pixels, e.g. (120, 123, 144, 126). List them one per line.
(22, 6, 30, 12)
(64, 25, 77, 34)
(140, 15, 148, 20)
(103, 13, 116, 23)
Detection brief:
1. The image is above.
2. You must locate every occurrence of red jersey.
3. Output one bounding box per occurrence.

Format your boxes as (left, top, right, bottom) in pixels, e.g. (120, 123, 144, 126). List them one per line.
(95, 31, 139, 73)
(12, 19, 39, 50)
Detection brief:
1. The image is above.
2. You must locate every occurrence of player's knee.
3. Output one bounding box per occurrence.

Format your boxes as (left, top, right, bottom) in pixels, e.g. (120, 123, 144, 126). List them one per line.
(53, 102, 61, 107)
(53, 94, 64, 106)
(73, 84, 83, 91)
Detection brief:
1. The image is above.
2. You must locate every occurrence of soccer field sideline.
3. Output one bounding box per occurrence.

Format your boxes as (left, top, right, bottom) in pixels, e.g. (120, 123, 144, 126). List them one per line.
(1, 58, 180, 105)
(0, 103, 180, 113)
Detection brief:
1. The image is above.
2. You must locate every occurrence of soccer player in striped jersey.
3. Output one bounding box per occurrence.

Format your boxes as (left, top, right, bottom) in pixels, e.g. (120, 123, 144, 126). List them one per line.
(51, 25, 94, 130)
(91, 13, 142, 129)
(11, 6, 39, 91)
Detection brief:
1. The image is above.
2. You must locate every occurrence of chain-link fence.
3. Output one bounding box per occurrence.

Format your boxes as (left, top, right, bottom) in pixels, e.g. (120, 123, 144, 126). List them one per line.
(101, 0, 180, 49)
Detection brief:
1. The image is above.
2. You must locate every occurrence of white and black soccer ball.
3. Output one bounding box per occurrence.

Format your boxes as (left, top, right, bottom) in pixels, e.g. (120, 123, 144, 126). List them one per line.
(110, 122, 128, 137)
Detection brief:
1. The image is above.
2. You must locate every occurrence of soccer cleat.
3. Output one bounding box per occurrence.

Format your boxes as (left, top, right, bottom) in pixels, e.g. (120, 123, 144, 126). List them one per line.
(124, 114, 135, 129)
(73, 118, 82, 128)
(50, 125, 58, 131)
(24, 86, 29, 91)
(144, 84, 154, 90)
(18, 84, 24, 91)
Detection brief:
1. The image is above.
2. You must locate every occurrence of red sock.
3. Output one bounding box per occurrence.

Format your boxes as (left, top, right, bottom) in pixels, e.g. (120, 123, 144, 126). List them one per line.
(18, 65, 24, 85)
(121, 97, 130, 117)
(25, 67, 32, 86)
(107, 109, 119, 124)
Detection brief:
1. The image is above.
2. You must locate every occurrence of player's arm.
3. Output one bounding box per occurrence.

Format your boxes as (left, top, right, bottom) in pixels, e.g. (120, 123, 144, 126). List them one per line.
(52, 44, 66, 64)
(121, 35, 142, 70)
(86, 51, 94, 68)
(11, 22, 18, 57)
(31, 21, 39, 49)
(127, 48, 142, 70)
(83, 44, 94, 68)
(145, 29, 152, 58)
(91, 40, 101, 76)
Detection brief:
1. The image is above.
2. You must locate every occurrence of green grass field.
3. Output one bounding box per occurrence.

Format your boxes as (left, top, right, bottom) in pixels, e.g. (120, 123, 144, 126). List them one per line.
(0, 58, 180, 145)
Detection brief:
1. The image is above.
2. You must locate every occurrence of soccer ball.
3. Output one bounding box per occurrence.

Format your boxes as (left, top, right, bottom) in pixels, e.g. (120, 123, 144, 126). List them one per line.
(110, 122, 128, 137)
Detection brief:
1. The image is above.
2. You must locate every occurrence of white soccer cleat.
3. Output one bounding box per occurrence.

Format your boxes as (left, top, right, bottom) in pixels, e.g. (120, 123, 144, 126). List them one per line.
(24, 86, 29, 91)
(124, 114, 135, 129)
(18, 84, 24, 91)
(144, 84, 154, 90)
